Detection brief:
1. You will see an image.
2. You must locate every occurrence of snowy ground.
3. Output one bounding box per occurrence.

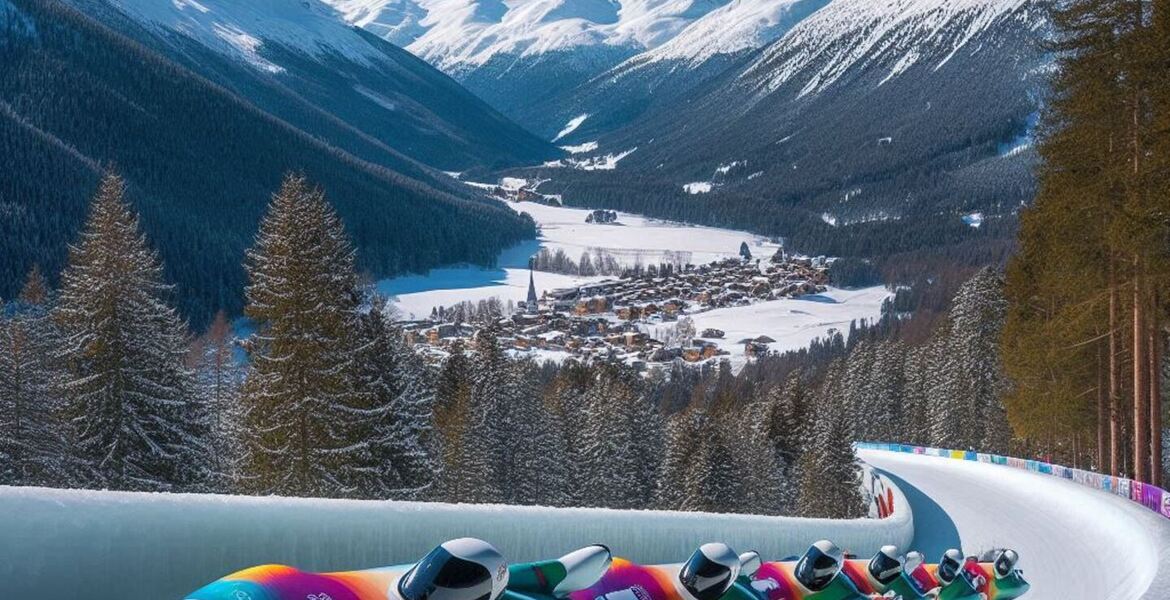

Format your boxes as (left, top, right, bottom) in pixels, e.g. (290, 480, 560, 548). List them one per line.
(679, 286, 891, 366)
(861, 449, 1170, 600)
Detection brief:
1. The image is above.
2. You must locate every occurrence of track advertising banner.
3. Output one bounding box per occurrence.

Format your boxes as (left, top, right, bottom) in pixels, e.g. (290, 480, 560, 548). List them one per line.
(856, 442, 1170, 524)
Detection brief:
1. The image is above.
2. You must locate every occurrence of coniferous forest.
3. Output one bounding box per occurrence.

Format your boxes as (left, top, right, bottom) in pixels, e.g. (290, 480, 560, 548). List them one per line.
(0, 168, 1031, 516)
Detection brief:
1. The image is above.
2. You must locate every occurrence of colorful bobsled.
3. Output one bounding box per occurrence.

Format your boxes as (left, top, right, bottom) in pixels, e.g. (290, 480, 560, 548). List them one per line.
(186, 538, 612, 600)
(734, 542, 1029, 600)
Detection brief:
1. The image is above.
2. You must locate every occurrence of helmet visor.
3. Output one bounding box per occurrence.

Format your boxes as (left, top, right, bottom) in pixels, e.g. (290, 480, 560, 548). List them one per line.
(868, 552, 902, 585)
(794, 550, 839, 591)
(679, 550, 734, 600)
(399, 546, 494, 600)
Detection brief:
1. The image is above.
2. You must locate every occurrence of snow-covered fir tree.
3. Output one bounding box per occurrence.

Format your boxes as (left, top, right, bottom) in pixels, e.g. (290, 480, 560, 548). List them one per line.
(239, 174, 365, 497)
(433, 341, 478, 502)
(191, 311, 245, 492)
(796, 360, 865, 519)
(53, 173, 206, 491)
(930, 268, 1012, 451)
(351, 303, 435, 498)
(0, 267, 66, 486)
(580, 364, 660, 509)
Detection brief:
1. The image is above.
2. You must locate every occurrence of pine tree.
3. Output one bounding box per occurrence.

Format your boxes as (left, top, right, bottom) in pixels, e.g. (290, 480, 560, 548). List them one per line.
(54, 173, 205, 491)
(433, 341, 477, 502)
(239, 174, 365, 497)
(796, 361, 865, 519)
(0, 268, 65, 486)
(191, 311, 245, 492)
(351, 305, 435, 499)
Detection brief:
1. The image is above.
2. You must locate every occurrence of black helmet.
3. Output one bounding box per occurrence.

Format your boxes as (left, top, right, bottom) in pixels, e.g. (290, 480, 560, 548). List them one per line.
(678, 543, 741, 600)
(867, 545, 902, 585)
(397, 538, 508, 600)
(794, 540, 843, 592)
(936, 549, 963, 585)
(993, 549, 1019, 579)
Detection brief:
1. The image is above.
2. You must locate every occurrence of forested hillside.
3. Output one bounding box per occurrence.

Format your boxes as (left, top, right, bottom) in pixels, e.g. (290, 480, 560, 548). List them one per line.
(1002, 0, 1169, 485)
(0, 0, 537, 328)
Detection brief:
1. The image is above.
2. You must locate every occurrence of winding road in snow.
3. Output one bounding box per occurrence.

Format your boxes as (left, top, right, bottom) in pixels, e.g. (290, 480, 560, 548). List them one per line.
(860, 449, 1170, 600)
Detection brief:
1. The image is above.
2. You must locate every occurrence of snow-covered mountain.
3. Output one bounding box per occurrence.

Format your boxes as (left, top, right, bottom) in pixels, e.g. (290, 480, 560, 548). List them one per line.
(70, 0, 559, 171)
(514, 0, 1048, 262)
(322, 0, 793, 134)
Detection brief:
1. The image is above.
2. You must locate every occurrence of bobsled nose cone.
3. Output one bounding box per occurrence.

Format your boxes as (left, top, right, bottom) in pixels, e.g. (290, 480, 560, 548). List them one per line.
(553, 545, 613, 596)
(396, 538, 509, 600)
(738, 551, 762, 578)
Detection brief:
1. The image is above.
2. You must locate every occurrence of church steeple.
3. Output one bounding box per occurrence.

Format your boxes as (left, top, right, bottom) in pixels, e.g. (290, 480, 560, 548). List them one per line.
(526, 259, 539, 313)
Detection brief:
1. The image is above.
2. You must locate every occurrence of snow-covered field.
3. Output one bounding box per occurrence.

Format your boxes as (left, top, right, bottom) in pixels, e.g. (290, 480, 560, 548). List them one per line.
(681, 286, 892, 365)
(862, 449, 1170, 600)
(0, 481, 909, 600)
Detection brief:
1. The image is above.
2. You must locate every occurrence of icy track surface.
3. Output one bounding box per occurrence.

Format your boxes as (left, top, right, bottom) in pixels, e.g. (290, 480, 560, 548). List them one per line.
(861, 449, 1170, 600)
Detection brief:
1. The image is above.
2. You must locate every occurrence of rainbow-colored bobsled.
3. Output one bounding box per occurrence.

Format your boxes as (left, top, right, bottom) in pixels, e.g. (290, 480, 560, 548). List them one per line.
(186, 538, 1028, 600)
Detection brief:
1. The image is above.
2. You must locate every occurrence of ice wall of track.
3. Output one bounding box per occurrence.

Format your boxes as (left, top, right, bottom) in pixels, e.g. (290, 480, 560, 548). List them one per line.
(0, 463, 911, 600)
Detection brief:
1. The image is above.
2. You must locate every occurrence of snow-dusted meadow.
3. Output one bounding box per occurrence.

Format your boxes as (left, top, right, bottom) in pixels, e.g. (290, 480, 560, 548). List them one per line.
(678, 286, 892, 365)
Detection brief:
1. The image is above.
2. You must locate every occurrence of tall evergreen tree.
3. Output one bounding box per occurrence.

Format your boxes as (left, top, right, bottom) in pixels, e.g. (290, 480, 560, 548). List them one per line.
(54, 173, 205, 491)
(351, 305, 435, 498)
(0, 268, 65, 486)
(433, 341, 478, 502)
(191, 311, 245, 492)
(239, 174, 364, 497)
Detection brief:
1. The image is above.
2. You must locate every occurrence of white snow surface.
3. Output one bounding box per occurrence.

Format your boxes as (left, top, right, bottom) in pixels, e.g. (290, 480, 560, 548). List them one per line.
(682, 286, 891, 367)
(683, 181, 713, 194)
(324, 0, 734, 70)
(107, 0, 387, 71)
(862, 449, 1170, 600)
(742, 0, 1032, 98)
(632, 0, 829, 65)
(562, 140, 601, 154)
(554, 114, 590, 142)
(0, 477, 910, 600)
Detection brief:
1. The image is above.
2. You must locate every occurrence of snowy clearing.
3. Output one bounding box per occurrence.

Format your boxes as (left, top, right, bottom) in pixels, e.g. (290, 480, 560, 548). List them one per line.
(683, 182, 714, 194)
(0, 478, 909, 600)
(544, 148, 637, 170)
(553, 114, 589, 141)
(962, 212, 984, 228)
(679, 286, 891, 367)
(561, 141, 600, 154)
(862, 449, 1170, 600)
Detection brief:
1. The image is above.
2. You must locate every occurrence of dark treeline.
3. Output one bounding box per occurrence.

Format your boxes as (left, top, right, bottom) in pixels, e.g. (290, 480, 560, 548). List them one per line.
(0, 0, 535, 330)
(1002, 0, 1169, 484)
(0, 172, 867, 519)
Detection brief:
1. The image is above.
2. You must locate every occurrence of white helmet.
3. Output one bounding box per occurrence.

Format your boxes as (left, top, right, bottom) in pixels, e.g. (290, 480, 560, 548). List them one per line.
(794, 540, 843, 592)
(678, 543, 741, 600)
(936, 549, 963, 585)
(993, 549, 1020, 579)
(396, 538, 509, 600)
(903, 551, 925, 575)
(867, 545, 902, 585)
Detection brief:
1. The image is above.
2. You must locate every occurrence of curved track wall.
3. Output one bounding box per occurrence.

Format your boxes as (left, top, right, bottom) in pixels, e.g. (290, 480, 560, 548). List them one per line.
(0, 463, 910, 599)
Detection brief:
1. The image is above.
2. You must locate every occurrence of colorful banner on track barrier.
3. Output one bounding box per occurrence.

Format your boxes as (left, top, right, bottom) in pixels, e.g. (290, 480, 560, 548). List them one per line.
(856, 441, 1170, 524)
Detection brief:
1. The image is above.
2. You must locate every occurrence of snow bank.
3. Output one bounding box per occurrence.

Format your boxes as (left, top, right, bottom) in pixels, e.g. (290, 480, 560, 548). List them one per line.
(860, 443, 1170, 600)
(0, 469, 910, 600)
(683, 182, 714, 194)
(554, 114, 589, 142)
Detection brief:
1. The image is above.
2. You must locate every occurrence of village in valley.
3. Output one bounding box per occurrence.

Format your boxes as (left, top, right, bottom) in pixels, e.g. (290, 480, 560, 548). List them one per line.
(397, 244, 832, 371)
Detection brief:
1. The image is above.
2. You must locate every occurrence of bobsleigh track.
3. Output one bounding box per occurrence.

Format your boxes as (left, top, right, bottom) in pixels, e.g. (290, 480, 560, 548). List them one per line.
(2, 449, 1170, 598)
(861, 448, 1170, 599)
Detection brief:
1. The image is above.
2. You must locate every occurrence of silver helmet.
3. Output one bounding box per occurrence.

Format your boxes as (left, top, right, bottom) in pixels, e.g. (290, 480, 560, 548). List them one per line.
(397, 538, 509, 600)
